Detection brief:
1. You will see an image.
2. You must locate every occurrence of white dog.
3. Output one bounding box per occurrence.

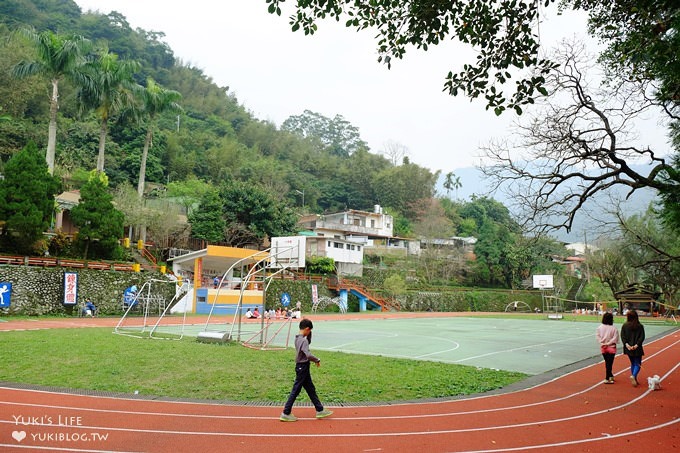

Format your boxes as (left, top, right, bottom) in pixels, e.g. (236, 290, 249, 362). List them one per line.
(647, 375, 662, 390)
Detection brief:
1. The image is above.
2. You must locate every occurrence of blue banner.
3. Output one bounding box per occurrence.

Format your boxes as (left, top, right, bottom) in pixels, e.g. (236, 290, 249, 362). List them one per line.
(0, 282, 12, 308)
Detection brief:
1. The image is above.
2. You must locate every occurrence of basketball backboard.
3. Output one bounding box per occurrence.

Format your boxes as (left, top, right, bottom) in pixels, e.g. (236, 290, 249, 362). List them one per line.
(532, 274, 554, 289)
(269, 236, 306, 269)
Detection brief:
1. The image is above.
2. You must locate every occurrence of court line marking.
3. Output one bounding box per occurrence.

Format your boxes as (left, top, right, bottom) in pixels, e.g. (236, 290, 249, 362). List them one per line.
(451, 333, 593, 363)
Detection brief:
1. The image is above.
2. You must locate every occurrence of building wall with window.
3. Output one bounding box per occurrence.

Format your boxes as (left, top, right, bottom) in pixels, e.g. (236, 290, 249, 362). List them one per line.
(304, 235, 364, 276)
(299, 206, 393, 239)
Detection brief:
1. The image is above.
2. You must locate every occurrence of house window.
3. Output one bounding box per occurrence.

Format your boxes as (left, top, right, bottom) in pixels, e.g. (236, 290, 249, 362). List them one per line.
(357, 246, 361, 251)
(346, 244, 351, 250)
(327, 240, 331, 247)
(371, 219, 375, 228)
(334, 242, 343, 249)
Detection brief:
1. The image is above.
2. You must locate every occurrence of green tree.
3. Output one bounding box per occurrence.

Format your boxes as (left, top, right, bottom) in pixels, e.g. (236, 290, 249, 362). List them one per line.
(383, 274, 407, 296)
(112, 182, 146, 242)
(589, 240, 635, 294)
(373, 163, 440, 220)
(658, 149, 680, 233)
(618, 207, 680, 306)
(444, 172, 462, 199)
(11, 28, 90, 174)
(457, 196, 521, 287)
(505, 236, 565, 289)
(76, 48, 140, 171)
(166, 177, 213, 215)
(568, 0, 679, 111)
(220, 180, 298, 247)
(0, 141, 60, 254)
(187, 189, 225, 243)
(266, 0, 679, 117)
(131, 78, 182, 197)
(266, 0, 555, 114)
(305, 256, 335, 274)
(70, 171, 124, 259)
(387, 207, 413, 238)
(282, 109, 368, 157)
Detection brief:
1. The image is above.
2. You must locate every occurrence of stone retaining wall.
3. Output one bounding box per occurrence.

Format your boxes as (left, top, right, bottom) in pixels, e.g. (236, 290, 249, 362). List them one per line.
(0, 265, 171, 316)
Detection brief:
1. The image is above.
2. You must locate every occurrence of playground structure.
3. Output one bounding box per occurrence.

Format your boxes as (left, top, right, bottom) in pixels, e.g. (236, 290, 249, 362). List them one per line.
(312, 295, 348, 314)
(504, 300, 532, 313)
(114, 278, 190, 339)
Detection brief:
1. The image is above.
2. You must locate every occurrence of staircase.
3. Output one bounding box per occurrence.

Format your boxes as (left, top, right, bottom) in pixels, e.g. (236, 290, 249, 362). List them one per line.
(567, 278, 585, 302)
(327, 278, 401, 312)
(130, 247, 157, 270)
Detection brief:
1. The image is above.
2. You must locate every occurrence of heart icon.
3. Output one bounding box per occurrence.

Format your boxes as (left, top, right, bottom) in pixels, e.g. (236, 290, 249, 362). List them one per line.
(12, 431, 26, 442)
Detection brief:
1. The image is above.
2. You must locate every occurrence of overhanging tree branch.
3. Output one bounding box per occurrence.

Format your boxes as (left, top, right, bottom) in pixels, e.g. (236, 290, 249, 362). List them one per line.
(481, 41, 679, 235)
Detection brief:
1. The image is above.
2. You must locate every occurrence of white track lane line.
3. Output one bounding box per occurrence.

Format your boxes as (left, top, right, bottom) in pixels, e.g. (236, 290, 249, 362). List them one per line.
(1, 334, 677, 420)
(1, 358, 678, 436)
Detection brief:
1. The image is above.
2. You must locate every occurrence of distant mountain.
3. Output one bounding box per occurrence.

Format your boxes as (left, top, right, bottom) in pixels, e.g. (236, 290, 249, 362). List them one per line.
(438, 165, 658, 242)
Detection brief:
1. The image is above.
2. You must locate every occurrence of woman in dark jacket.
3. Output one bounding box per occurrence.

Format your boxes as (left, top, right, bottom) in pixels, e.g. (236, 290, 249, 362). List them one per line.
(621, 310, 645, 387)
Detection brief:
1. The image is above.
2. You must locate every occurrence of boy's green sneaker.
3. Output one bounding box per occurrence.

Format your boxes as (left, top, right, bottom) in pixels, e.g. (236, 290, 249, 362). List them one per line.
(316, 409, 333, 419)
(279, 413, 297, 422)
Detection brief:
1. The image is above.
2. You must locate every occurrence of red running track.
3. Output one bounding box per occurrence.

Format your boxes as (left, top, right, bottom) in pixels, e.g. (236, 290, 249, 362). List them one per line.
(0, 318, 678, 452)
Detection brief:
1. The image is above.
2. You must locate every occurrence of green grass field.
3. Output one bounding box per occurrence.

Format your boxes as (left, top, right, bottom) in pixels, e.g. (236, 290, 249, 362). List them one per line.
(0, 328, 526, 404)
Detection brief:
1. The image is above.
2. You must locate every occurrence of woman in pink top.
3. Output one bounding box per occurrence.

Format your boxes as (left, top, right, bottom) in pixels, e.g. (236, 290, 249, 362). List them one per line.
(596, 312, 619, 384)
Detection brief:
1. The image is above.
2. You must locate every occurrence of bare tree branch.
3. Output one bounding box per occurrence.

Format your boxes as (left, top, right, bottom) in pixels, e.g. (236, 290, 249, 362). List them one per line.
(481, 40, 678, 235)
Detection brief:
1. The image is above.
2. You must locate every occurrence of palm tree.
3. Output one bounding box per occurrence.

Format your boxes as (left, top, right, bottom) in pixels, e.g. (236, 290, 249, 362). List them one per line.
(134, 78, 182, 198)
(444, 172, 454, 197)
(76, 48, 140, 172)
(11, 29, 90, 174)
(453, 174, 462, 200)
(444, 172, 463, 199)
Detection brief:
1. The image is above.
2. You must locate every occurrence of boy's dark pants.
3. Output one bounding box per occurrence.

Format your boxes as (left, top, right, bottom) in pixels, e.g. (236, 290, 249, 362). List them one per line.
(283, 361, 323, 415)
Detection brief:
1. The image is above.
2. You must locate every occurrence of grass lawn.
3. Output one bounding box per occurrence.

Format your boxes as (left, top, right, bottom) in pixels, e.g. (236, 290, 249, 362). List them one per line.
(0, 328, 526, 404)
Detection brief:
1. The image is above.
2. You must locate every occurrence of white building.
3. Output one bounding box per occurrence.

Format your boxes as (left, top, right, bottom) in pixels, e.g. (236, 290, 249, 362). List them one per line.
(298, 205, 393, 240)
(297, 206, 396, 276)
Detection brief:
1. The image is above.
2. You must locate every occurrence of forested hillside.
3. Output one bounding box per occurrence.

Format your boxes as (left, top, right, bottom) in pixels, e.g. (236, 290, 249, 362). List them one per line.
(0, 0, 438, 217)
(0, 0, 574, 289)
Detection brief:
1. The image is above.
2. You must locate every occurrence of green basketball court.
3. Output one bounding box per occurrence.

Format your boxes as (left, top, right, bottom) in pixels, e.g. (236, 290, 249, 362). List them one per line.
(145, 316, 676, 375)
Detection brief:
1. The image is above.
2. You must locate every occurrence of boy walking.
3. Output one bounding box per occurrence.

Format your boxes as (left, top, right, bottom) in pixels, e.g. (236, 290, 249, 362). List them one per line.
(280, 318, 333, 422)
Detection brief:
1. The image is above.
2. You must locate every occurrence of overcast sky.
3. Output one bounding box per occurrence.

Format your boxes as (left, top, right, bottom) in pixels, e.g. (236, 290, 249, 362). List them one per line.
(71, 1, 667, 175)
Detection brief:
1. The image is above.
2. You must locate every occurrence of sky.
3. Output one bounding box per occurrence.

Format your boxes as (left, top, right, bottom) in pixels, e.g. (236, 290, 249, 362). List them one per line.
(71, 1, 668, 175)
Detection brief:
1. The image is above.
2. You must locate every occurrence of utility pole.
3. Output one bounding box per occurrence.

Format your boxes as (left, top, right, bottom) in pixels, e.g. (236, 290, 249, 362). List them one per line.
(584, 230, 591, 283)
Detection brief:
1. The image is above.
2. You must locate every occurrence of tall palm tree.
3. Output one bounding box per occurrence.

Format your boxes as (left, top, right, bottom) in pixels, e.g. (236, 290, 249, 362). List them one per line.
(11, 29, 90, 174)
(135, 78, 182, 198)
(444, 172, 463, 199)
(76, 49, 140, 172)
(444, 172, 454, 197)
(453, 175, 462, 200)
